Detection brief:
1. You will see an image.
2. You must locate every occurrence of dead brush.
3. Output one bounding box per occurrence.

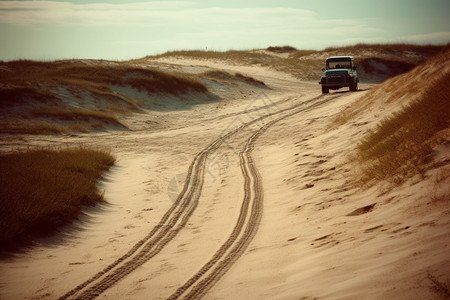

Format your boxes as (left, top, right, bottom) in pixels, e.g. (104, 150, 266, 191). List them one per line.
(0, 147, 115, 252)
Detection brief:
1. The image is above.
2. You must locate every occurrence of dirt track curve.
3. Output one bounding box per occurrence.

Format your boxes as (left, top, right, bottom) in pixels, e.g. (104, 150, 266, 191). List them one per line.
(60, 93, 343, 300)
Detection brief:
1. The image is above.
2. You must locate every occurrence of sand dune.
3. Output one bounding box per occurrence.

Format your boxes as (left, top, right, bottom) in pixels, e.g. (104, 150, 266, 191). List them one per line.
(0, 45, 448, 299)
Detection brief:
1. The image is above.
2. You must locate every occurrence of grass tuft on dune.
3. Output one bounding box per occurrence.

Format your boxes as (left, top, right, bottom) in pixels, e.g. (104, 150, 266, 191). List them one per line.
(201, 70, 267, 87)
(266, 46, 298, 53)
(0, 148, 115, 252)
(357, 73, 450, 185)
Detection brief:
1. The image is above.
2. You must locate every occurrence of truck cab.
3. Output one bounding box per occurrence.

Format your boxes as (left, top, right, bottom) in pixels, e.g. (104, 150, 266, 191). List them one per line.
(319, 56, 359, 94)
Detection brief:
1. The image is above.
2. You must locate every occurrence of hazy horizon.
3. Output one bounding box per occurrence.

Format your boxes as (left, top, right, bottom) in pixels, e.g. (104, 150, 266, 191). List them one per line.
(0, 0, 449, 61)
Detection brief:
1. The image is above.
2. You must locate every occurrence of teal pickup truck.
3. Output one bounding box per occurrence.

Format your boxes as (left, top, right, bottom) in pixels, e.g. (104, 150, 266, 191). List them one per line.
(319, 56, 359, 94)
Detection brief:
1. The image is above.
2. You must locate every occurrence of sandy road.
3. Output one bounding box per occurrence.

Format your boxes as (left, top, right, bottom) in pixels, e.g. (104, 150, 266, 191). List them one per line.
(167, 93, 345, 300)
(0, 60, 360, 300)
(55, 82, 343, 299)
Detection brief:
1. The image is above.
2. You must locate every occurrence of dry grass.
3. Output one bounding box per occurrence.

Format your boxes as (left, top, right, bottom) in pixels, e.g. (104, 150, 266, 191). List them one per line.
(0, 61, 207, 95)
(0, 108, 127, 134)
(201, 70, 266, 87)
(154, 49, 276, 65)
(357, 57, 417, 82)
(266, 46, 298, 53)
(0, 147, 115, 252)
(0, 60, 209, 134)
(153, 43, 446, 81)
(324, 43, 443, 57)
(356, 73, 450, 185)
(288, 49, 320, 58)
(331, 101, 371, 129)
(0, 86, 59, 108)
(0, 118, 67, 135)
(234, 73, 267, 87)
(283, 43, 444, 80)
(332, 45, 450, 128)
(31, 107, 125, 126)
(201, 70, 236, 82)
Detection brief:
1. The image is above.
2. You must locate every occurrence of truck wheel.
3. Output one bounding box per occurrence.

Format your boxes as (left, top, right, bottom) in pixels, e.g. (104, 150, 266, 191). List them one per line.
(322, 86, 329, 94)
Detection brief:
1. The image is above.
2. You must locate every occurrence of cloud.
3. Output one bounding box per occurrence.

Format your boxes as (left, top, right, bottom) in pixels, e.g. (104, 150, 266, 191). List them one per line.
(0, 1, 196, 26)
(0, 1, 385, 59)
(0, 1, 380, 45)
(399, 32, 450, 44)
(0, 1, 366, 33)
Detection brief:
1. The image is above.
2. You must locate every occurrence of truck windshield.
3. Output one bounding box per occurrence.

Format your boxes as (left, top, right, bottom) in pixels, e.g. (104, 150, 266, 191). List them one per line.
(327, 59, 352, 70)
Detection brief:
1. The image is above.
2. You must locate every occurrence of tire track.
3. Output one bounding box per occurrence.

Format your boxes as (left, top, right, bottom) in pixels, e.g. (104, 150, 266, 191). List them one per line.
(167, 93, 344, 299)
(59, 132, 228, 300)
(167, 125, 264, 300)
(60, 92, 341, 299)
(59, 100, 272, 299)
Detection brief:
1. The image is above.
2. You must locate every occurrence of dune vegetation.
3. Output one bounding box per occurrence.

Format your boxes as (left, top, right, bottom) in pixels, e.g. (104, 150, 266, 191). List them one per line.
(0, 148, 115, 252)
(0, 60, 209, 134)
(152, 43, 445, 81)
(357, 72, 450, 185)
(266, 46, 298, 53)
(200, 70, 267, 87)
(322, 43, 444, 57)
(0, 60, 207, 95)
(154, 49, 276, 64)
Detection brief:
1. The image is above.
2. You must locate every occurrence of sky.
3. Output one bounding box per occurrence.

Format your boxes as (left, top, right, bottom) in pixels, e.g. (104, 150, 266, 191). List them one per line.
(0, 0, 449, 61)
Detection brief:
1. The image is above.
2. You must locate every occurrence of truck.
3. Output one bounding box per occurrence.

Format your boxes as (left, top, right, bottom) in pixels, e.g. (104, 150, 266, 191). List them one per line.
(319, 56, 359, 94)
